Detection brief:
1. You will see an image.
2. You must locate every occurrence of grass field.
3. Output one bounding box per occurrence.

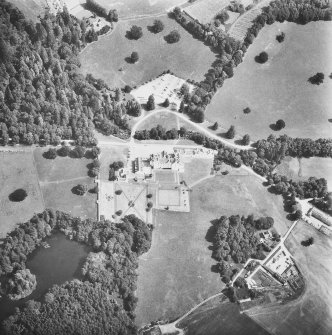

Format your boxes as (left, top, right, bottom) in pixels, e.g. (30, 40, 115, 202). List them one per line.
(136, 111, 179, 132)
(206, 21, 332, 140)
(98, 145, 129, 181)
(0, 151, 44, 238)
(95, 0, 185, 18)
(135, 173, 287, 326)
(275, 157, 332, 191)
(34, 148, 97, 219)
(180, 157, 214, 187)
(247, 221, 332, 335)
(80, 15, 215, 88)
(179, 300, 269, 335)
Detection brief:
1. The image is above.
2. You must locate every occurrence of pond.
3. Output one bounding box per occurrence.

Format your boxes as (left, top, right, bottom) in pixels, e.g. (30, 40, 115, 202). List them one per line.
(0, 233, 90, 322)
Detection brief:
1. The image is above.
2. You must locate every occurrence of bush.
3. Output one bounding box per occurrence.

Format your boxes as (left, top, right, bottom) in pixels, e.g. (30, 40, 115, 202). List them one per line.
(243, 107, 251, 114)
(147, 194, 153, 198)
(147, 202, 153, 208)
(308, 72, 324, 85)
(130, 51, 139, 63)
(115, 190, 122, 195)
(9, 189, 27, 202)
(165, 30, 180, 43)
(127, 25, 143, 39)
(255, 51, 268, 64)
(115, 210, 123, 216)
(276, 32, 285, 43)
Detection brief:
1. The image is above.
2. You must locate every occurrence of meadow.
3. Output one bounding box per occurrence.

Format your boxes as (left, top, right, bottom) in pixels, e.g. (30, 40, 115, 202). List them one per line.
(34, 148, 97, 220)
(247, 221, 332, 335)
(135, 172, 287, 326)
(80, 15, 215, 88)
(206, 21, 332, 140)
(136, 111, 178, 132)
(0, 150, 44, 238)
(275, 157, 332, 191)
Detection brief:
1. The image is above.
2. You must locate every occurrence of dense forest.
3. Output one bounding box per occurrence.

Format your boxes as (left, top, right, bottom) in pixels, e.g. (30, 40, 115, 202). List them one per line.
(0, 209, 152, 334)
(207, 214, 275, 283)
(172, 0, 332, 122)
(0, 0, 133, 147)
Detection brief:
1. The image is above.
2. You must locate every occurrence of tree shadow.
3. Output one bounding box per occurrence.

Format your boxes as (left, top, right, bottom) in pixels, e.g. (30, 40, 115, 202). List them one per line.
(205, 220, 217, 243)
(269, 123, 279, 131)
(125, 56, 135, 64)
(234, 139, 244, 146)
(328, 119, 332, 123)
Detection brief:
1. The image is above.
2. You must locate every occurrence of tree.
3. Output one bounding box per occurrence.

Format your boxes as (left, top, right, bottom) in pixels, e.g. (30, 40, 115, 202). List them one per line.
(73, 184, 88, 196)
(9, 189, 28, 202)
(211, 122, 219, 131)
(275, 119, 286, 130)
(107, 9, 118, 22)
(130, 51, 139, 63)
(165, 30, 181, 43)
(243, 107, 251, 114)
(163, 98, 170, 107)
(302, 237, 314, 247)
(276, 32, 285, 43)
(152, 19, 164, 33)
(0, 38, 11, 63)
(127, 25, 143, 39)
(294, 209, 302, 219)
(308, 72, 324, 85)
(255, 51, 268, 64)
(180, 83, 190, 96)
(179, 100, 185, 113)
(44, 148, 57, 159)
(57, 145, 71, 157)
(124, 85, 132, 93)
(146, 194, 153, 199)
(226, 125, 235, 139)
(242, 134, 250, 145)
(146, 95, 155, 111)
(71, 146, 86, 158)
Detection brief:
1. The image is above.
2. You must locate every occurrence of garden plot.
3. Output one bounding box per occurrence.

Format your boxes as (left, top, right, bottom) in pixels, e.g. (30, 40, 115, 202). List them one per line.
(131, 74, 194, 108)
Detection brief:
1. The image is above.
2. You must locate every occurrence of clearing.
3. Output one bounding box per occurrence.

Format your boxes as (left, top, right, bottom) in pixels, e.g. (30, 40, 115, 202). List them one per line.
(79, 15, 215, 88)
(135, 172, 287, 326)
(0, 150, 44, 238)
(206, 21, 332, 140)
(247, 220, 332, 335)
(136, 110, 179, 132)
(275, 157, 332, 191)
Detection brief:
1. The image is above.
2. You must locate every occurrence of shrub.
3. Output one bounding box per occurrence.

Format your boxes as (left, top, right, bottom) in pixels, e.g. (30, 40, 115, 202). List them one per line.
(308, 72, 324, 85)
(243, 107, 251, 114)
(9, 189, 27, 202)
(130, 51, 139, 63)
(255, 51, 268, 64)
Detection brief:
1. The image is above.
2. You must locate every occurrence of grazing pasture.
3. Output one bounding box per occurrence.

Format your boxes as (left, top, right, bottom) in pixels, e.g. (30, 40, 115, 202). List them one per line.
(80, 16, 215, 88)
(275, 157, 332, 191)
(135, 173, 287, 326)
(206, 21, 332, 140)
(184, 0, 231, 24)
(34, 148, 97, 219)
(247, 221, 332, 335)
(95, 0, 185, 18)
(0, 150, 44, 238)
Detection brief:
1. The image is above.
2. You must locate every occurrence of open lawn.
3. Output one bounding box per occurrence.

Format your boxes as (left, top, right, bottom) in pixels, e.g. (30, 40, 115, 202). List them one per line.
(95, 0, 185, 18)
(136, 110, 179, 132)
(275, 157, 332, 191)
(34, 148, 97, 219)
(206, 21, 332, 140)
(0, 151, 44, 238)
(135, 173, 287, 326)
(33, 148, 91, 182)
(180, 157, 214, 187)
(247, 221, 332, 335)
(98, 145, 129, 181)
(80, 15, 215, 88)
(41, 177, 97, 219)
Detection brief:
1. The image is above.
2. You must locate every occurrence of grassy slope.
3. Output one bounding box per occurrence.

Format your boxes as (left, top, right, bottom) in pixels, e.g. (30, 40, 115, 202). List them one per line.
(136, 111, 178, 132)
(247, 221, 332, 335)
(79, 15, 215, 88)
(135, 172, 287, 326)
(206, 21, 332, 140)
(0, 151, 44, 238)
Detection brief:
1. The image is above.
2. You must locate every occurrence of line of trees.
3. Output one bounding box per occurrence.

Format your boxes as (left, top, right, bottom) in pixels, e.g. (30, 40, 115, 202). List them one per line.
(0, 210, 152, 334)
(0, 1, 131, 147)
(85, 0, 119, 23)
